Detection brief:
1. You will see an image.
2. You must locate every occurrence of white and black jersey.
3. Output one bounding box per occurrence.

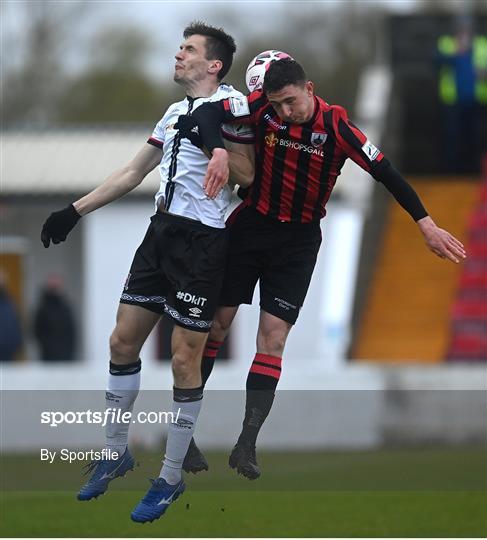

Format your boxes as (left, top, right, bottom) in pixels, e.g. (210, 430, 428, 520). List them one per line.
(148, 84, 254, 228)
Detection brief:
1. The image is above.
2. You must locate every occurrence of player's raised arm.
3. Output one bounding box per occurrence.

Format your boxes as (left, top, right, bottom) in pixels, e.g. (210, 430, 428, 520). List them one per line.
(41, 143, 163, 248)
(371, 159, 466, 263)
(177, 93, 262, 198)
(334, 106, 466, 264)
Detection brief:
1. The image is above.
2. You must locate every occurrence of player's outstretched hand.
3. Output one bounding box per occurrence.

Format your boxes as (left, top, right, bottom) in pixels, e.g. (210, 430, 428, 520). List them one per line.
(41, 204, 81, 248)
(417, 216, 466, 263)
(204, 148, 229, 199)
(175, 115, 203, 149)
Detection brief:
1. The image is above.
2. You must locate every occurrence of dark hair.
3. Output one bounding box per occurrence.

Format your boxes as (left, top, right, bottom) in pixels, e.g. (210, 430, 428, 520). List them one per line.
(263, 59, 307, 94)
(183, 21, 236, 81)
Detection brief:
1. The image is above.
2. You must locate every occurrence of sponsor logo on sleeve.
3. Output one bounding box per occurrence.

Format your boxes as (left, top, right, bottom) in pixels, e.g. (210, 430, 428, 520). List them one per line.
(362, 139, 380, 161)
(228, 96, 250, 117)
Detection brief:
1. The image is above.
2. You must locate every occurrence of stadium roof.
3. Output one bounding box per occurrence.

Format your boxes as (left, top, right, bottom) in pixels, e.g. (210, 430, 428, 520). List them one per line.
(2, 126, 352, 200)
(2, 128, 160, 195)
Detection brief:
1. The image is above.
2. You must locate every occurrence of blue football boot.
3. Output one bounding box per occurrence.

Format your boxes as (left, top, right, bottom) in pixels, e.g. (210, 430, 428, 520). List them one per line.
(131, 478, 185, 523)
(77, 448, 135, 501)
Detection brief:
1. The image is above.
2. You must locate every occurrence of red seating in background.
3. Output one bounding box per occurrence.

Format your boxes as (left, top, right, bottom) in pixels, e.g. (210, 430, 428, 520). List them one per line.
(459, 270, 487, 289)
(446, 166, 487, 362)
(448, 333, 487, 359)
(452, 299, 487, 319)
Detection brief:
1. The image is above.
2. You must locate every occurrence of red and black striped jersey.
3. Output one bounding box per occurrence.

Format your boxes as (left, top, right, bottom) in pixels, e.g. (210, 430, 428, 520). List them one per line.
(218, 90, 385, 223)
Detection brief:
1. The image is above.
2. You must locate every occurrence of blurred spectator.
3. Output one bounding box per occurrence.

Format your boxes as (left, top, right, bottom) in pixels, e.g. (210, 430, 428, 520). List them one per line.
(0, 270, 23, 362)
(436, 16, 487, 174)
(34, 274, 77, 361)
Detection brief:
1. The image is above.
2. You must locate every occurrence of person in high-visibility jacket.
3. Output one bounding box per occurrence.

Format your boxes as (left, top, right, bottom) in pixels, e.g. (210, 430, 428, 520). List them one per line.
(437, 18, 487, 173)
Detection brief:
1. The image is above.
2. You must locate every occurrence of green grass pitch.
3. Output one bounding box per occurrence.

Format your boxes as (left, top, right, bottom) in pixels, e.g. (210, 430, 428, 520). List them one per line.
(1, 448, 486, 537)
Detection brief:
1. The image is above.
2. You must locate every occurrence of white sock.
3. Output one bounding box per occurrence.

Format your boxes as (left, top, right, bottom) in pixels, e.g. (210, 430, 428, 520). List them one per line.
(105, 359, 141, 457)
(160, 386, 203, 484)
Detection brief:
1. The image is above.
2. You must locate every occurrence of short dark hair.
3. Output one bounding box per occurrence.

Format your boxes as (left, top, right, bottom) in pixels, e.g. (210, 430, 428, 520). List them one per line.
(183, 21, 236, 81)
(263, 59, 307, 94)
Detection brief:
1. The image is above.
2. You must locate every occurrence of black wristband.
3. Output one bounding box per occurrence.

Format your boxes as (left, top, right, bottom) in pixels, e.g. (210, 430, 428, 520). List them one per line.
(372, 159, 428, 221)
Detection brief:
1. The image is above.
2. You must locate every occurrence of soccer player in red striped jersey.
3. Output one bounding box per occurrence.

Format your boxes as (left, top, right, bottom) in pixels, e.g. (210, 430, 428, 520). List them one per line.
(178, 58, 466, 479)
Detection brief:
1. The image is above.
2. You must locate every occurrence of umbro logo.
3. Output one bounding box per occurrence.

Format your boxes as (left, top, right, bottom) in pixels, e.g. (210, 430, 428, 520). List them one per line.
(175, 418, 194, 429)
(105, 391, 123, 402)
(189, 307, 202, 317)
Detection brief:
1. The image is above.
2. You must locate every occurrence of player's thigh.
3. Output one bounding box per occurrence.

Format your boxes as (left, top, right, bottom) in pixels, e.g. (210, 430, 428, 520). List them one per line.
(220, 254, 261, 306)
(220, 211, 270, 306)
(112, 302, 161, 349)
(120, 216, 170, 315)
(157, 215, 228, 332)
(260, 227, 321, 325)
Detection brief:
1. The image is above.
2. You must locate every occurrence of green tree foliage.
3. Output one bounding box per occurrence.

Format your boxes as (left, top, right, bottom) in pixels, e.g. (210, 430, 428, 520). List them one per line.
(3, 3, 387, 126)
(57, 70, 164, 124)
(57, 27, 164, 123)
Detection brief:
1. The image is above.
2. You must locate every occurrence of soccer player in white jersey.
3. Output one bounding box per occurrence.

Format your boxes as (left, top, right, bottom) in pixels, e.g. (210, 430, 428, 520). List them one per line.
(40, 22, 254, 523)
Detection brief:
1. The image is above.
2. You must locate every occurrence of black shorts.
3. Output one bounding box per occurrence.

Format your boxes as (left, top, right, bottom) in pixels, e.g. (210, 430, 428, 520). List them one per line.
(221, 206, 322, 324)
(121, 212, 228, 332)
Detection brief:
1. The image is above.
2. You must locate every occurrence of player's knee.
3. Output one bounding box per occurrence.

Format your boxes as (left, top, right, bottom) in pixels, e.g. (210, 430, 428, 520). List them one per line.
(171, 351, 199, 385)
(257, 330, 287, 357)
(208, 321, 228, 341)
(109, 330, 140, 362)
(210, 317, 231, 342)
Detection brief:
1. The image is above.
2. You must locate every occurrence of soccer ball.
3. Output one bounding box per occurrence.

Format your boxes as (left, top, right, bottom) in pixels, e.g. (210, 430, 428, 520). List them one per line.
(245, 50, 293, 92)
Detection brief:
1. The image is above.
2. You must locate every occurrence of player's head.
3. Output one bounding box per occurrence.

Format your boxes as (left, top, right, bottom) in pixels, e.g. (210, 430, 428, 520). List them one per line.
(175, 21, 236, 85)
(263, 59, 315, 124)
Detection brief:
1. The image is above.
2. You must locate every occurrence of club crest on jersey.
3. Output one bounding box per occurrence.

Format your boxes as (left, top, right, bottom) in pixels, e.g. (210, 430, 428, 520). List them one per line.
(311, 132, 327, 147)
(265, 132, 278, 147)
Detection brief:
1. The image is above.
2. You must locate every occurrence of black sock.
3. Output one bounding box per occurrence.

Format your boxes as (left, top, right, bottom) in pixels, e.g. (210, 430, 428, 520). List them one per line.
(200, 340, 223, 386)
(237, 353, 282, 447)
